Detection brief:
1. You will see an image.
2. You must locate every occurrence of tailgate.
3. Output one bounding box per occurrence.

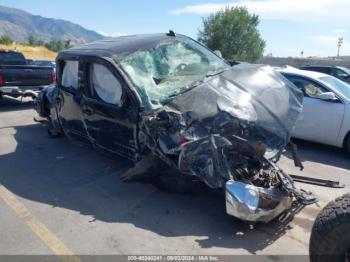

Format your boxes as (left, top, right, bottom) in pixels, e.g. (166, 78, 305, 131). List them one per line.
(1, 66, 53, 87)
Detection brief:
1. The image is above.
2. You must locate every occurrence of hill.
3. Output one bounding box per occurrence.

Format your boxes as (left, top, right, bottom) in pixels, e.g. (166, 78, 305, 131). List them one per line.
(0, 5, 104, 45)
(0, 43, 57, 60)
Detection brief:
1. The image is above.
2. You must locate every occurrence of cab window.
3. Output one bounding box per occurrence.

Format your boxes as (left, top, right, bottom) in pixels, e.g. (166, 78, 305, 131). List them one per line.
(89, 63, 123, 106)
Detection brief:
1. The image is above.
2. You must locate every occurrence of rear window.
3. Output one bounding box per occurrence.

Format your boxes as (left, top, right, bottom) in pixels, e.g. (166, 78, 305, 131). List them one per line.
(0, 51, 26, 65)
(303, 66, 330, 74)
(35, 60, 54, 67)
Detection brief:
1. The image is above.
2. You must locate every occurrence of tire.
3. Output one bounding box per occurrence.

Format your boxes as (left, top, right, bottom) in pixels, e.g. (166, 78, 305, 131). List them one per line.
(309, 193, 350, 262)
(344, 134, 350, 154)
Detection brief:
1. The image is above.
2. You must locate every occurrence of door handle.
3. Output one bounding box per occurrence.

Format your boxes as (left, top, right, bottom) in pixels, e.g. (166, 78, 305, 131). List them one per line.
(82, 108, 94, 116)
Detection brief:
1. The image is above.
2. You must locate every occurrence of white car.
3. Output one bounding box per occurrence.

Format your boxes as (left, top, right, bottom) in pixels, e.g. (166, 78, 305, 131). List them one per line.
(279, 67, 350, 152)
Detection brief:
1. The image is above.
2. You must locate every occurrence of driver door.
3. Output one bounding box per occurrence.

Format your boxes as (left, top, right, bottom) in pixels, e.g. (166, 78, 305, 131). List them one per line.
(80, 59, 140, 161)
(287, 75, 345, 145)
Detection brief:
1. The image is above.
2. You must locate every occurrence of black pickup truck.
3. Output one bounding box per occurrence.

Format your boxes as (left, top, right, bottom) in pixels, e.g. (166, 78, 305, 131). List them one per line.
(0, 49, 55, 98)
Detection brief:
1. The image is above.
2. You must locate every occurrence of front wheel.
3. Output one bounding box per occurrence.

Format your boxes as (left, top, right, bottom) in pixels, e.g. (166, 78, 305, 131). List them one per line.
(309, 193, 350, 262)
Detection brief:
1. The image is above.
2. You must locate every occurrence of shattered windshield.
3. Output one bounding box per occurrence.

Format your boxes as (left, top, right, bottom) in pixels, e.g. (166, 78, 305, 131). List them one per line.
(120, 38, 229, 109)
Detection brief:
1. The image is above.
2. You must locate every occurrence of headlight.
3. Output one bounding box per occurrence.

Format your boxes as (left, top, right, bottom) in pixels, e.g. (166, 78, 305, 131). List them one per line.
(225, 181, 293, 222)
(226, 181, 259, 211)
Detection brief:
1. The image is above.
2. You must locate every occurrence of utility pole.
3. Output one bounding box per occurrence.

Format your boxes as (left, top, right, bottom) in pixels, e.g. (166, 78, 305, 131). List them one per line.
(337, 37, 343, 57)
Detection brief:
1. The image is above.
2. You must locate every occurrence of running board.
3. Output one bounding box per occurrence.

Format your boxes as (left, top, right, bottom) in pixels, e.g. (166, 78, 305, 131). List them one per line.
(290, 175, 345, 188)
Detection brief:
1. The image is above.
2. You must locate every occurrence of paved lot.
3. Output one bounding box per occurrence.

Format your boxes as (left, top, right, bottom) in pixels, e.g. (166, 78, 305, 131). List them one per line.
(0, 96, 349, 256)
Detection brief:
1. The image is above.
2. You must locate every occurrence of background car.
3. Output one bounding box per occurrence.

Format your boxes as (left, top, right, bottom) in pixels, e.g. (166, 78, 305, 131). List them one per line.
(279, 67, 350, 152)
(33, 59, 56, 70)
(0, 50, 55, 99)
(300, 65, 350, 84)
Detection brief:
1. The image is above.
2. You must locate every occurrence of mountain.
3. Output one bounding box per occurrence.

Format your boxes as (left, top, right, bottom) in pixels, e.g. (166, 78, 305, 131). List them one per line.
(0, 5, 104, 45)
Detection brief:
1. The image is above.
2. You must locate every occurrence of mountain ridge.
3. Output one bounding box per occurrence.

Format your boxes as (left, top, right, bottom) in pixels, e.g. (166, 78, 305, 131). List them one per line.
(0, 5, 104, 45)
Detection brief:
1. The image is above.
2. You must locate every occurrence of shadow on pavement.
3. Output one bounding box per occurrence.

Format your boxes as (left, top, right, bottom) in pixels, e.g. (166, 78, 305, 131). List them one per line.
(0, 122, 302, 253)
(285, 139, 350, 171)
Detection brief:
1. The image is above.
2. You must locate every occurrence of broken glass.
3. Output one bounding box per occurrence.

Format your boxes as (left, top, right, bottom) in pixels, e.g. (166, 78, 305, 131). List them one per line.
(120, 38, 229, 110)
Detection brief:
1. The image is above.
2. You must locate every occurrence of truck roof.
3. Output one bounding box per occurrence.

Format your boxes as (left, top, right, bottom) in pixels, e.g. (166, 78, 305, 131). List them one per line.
(59, 33, 187, 62)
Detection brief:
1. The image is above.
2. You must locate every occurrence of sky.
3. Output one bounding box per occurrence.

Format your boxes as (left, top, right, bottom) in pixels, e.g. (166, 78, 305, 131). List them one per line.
(1, 0, 349, 57)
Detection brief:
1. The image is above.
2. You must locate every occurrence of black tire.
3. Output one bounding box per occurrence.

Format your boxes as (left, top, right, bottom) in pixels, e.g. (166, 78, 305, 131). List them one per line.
(344, 134, 350, 154)
(310, 193, 350, 262)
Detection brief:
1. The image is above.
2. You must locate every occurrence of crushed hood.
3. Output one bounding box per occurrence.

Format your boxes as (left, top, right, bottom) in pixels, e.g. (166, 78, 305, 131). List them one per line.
(161, 64, 303, 159)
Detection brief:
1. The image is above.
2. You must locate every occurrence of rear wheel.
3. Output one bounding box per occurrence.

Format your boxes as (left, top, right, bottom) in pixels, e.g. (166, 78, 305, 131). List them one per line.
(309, 193, 350, 262)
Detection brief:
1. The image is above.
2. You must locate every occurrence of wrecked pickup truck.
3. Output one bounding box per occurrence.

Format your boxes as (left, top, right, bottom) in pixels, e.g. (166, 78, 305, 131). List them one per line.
(34, 32, 317, 223)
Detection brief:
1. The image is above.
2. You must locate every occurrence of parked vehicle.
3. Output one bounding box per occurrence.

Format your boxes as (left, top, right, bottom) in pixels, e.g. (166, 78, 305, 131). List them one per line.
(310, 193, 350, 262)
(34, 33, 316, 222)
(279, 67, 350, 152)
(300, 65, 350, 84)
(33, 59, 56, 70)
(0, 49, 55, 98)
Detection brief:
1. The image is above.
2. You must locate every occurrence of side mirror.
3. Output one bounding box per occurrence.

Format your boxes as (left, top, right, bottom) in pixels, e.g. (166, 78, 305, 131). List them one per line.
(213, 50, 223, 58)
(317, 92, 339, 102)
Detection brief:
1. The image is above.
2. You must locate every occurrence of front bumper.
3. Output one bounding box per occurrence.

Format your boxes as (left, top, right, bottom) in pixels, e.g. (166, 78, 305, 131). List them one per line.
(225, 181, 293, 223)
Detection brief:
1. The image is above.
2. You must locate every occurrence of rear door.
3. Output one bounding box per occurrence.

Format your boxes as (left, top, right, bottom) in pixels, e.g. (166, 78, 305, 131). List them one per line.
(56, 59, 87, 140)
(80, 59, 139, 161)
(285, 74, 345, 145)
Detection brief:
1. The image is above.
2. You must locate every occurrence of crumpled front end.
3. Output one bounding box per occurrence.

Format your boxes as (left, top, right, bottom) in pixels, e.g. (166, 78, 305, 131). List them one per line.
(141, 64, 313, 222)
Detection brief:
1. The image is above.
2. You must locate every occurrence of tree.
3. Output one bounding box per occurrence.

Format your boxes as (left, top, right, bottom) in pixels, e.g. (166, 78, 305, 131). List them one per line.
(198, 6, 266, 62)
(0, 35, 13, 45)
(64, 40, 73, 49)
(28, 35, 36, 46)
(44, 40, 65, 52)
(28, 35, 43, 46)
